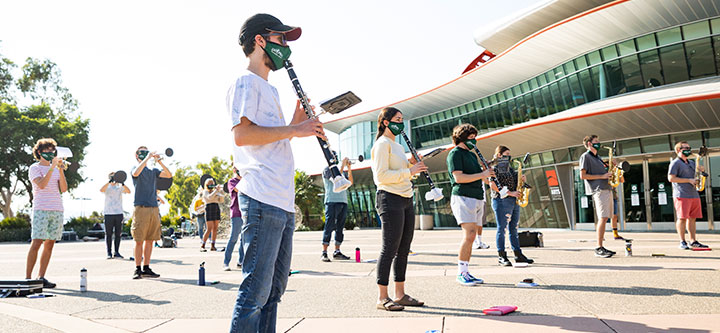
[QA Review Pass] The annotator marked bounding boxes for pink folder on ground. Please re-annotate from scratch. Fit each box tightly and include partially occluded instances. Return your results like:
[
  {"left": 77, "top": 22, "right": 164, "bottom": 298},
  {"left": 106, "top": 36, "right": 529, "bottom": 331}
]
[{"left": 482, "top": 305, "right": 518, "bottom": 316}]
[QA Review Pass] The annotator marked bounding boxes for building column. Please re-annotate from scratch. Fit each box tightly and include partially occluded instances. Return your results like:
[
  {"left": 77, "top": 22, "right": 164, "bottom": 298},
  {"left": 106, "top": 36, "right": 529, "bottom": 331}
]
[{"left": 643, "top": 159, "right": 652, "bottom": 230}]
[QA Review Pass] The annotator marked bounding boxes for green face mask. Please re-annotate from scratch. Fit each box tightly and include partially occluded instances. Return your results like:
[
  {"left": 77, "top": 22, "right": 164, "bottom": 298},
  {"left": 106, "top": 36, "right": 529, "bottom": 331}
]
[
  {"left": 137, "top": 150, "right": 149, "bottom": 161},
  {"left": 591, "top": 143, "right": 601, "bottom": 151},
  {"left": 387, "top": 121, "right": 404, "bottom": 135},
  {"left": 682, "top": 149, "right": 692, "bottom": 157},
  {"left": 40, "top": 152, "right": 56, "bottom": 162},
  {"left": 464, "top": 140, "right": 476, "bottom": 150},
  {"left": 263, "top": 41, "right": 291, "bottom": 71}
]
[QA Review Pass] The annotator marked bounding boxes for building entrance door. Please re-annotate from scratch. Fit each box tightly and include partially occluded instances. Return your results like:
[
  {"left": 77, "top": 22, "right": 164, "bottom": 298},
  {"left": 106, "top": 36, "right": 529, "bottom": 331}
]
[
  {"left": 621, "top": 161, "right": 646, "bottom": 223},
  {"left": 647, "top": 159, "right": 708, "bottom": 223}
]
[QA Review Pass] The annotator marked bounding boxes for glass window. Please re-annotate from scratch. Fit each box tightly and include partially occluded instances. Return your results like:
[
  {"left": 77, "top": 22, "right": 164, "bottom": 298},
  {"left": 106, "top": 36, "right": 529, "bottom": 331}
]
[
  {"left": 558, "top": 79, "right": 574, "bottom": 109},
  {"left": 570, "top": 146, "right": 585, "bottom": 161},
  {"left": 712, "top": 18, "right": 720, "bottom": 34},
  {"left": 529, "top": 154, "right": 542, "bottom": 168},
  {"left": 707, "top": 129, "right": 720, "bottom": 147},
  {"left": 521, "top": 81, "right": 530, "bottom": 93},
  {"left": 636, "top": 33, "right": 657, "bottom": 51},
  {"left": 549, "top": 82, "right": 564, "bottom": 114},
  {"left": 578, "top": 68, "right": 598, "bottom": 103},
  {"left": 553, "top": 66, "right": 564, "bottom": 79},
  {"left": 714, "top": 36, "right": 720, "bottom": 81},
  {"left": 563, "top": 60, "right": 576, "bottom": 73},
  {"left": 532, "top": 89, "right": 547, "bottom": 118},
  {"left": 620, "top": 54, "right": 644, "bottom": 92},
  {"left": 603, "top": 59, "right": 625, "bottom": 97},
  {"left": 513, "top": 95, "right": 526, "bottom": 123},
  {"left": 537, "top": 72, "right": 548, "bottom": 85},
  {"left": 639, "top": 49, "right": 664, "bottom": 88},
  {"left": 575, "top": 56, "right": 588, "bottom": 70},
  {"left": 601, "top": 44, "right": 618, "bottom": 60},
  {"left": 541, "top": 86, "right": 555, "bottom": 115},
  {"left": 617, "top": 39, "right": 636, "bottom": 56},
  {"left": 492, "top": 105, "right": 503, "bottom": 129},
  {"left": 504, "top": 89, "right": 514, "bottom": 99},
  {"left": 657, "top": 27, "right": 682, "bottom": 46},
  {"left": 670, "top": 132, "right": 703, "bottom": 150},
  {"left": 489, "top": 94, "right": 497, "bottom": 105},
  {"left": 528, "top": 78, "right": 537, "bottom": 90},
  {"left": 641, "top": 136, "right": 670, "bottom": 153},
  {"left": 682, "top": 20, "right": 711, "bottom": 40},
  {"left": 568, "top": 74, "right": 585, "bottom": 106},
  {"left": 659, "top": 44, "right": 690, "bottom": 84},
  {"left": 685, "top": 37, "right": 717, "bottom": 79},
  {"left": 618, "top": 138, "right": 641, "bottom": 155},
  {"left": 541, "top": 151, "right": 554, "bottom": 165},
  {"left": 553, "top": 148, "right": 570, "bottom": 163},
  {"left": 587, "top": 51, "right": 602, "bottom": 65},
  {"left": 500, "top": 101, "right": 513, "bottom": 126},
  {"left": 524, "top": 94, "right": 536, "bottom": 120}
]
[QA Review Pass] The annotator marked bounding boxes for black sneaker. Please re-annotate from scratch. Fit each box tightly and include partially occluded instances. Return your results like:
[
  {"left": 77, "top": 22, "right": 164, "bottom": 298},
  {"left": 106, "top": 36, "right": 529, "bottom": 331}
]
[
  {"left": 114, "top": 253, "right": 124, "bottom": 259},
  {"left": 321, "top": 252, "right": 331, "bottom": 262},
  {"left": 498, "top": 256, "right": 513, "bottom": 266},
  {"left": 607, "top": 248, "right": 617, "bottom": 255},
  {"left": 679, "top": 241, "right": 690, "bottom": 250},
  {"left": 333, "top": 251, "right": 350, "bottom": 260},
  {"left": 595, "top": 247, "right": 614, "bottom": 258},
  {"left": 141, "top": 268, "right": 160, "bottom": 278},
  {"left": 133, "top": 269, "right": 142, "bottom": 279},
  {"left": 690, "top": 241, "right": 709, "bottom": 248},
  {"left": 237, "top": 263, "right": 243, "bottom": 268},
  {"left": 39, "top": 277, "right": 56, "bottom": 288}
]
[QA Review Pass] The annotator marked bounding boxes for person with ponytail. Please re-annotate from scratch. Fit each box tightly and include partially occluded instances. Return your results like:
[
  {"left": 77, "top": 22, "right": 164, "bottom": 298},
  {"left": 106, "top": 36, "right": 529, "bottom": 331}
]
[
  {"left": 371, "top": 107, "right": 428, "bottom": 311},
  {"left": 488, "top": 145, "right": 534, "bottom": 266},
  {"left": 446, "top": 124, "right": 495, "bottom": 285}
]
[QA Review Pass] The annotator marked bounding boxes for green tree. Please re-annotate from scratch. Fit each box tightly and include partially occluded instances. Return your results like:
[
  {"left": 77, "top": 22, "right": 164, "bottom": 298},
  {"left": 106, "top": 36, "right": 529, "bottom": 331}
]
[
  {"left": 0, "top": 48, "right": 89, "bottom": 218},
  {"left": 294, "top": 170, "right": 323, "bottom": 225}
]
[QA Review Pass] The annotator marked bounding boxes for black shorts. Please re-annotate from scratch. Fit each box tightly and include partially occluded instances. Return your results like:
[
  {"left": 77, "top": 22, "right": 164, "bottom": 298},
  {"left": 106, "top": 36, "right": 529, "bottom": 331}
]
[{"left": 205, "top": 203, "right": 221, "bottom": 221}]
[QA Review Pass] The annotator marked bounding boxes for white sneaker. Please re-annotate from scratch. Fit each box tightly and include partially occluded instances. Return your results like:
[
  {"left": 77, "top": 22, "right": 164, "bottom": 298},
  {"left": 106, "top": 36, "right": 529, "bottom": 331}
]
[
  {"left": 475, "top": 241, "right": 490, "bottom": 249},
  {"left": 223, "top": 265, "right": 231, "bottom": 271}
]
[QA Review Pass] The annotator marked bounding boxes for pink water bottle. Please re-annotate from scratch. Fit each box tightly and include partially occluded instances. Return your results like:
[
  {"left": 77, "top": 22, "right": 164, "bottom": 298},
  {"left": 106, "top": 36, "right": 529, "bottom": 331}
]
[{"left": 355, "top": 247, "right": 361, "bottom": 262}]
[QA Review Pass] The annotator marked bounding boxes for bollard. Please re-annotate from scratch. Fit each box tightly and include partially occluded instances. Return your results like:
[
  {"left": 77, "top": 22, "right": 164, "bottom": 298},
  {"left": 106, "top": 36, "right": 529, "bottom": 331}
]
[
  {"left": 80, "top": 268, "right": 87, "bottom": 292},
  {"left": 355, "top": 247, "right": 361, "bottom": 263},
  {"left": 198, "top": 262, "right": 206, "bottom": 286}
]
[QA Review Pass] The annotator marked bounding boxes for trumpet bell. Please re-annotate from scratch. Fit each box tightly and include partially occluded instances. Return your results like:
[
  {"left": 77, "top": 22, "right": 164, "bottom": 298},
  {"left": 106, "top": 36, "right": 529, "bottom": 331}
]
[
  {"left": 332, "top": 176, "right": 351, "bottom": 193},
  {"left": 165, "top": 148, "right": 174, "bottom": 157},
  {"left": 619, "top": 161, "right": 631, "bottom": 173},
  {"left": 424, "top": 187, "right": 444, "bottom": 202}
]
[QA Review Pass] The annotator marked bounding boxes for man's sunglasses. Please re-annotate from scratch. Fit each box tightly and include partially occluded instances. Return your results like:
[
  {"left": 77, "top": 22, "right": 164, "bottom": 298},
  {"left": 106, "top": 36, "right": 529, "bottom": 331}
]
[{"left": 262, "top": 33, "right": 287, "bottom": 46}]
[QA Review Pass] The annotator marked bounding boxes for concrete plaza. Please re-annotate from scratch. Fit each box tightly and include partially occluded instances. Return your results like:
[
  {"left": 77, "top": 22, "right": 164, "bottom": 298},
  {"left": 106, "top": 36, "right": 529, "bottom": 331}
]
[{"left": 1, "top": 228, "right": 719, "bottom": 332}]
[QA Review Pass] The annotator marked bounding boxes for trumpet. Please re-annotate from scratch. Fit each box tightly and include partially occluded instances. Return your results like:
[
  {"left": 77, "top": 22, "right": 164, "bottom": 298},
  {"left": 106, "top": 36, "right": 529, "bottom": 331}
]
[
  {"left": 514, "top": 153, "right": 532, "bottom": 208},
  {"left": 348, "top": 155, "right": 364, "bottom": 164},
  {"left": 694, "top": 146, "right": 709, "bottom": 192}
]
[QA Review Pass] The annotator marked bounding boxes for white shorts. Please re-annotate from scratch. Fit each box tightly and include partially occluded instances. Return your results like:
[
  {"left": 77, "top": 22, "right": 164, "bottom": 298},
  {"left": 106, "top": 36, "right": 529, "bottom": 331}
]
[
  {"left": 451, "top": 195, "right": 485, "bottom": 226},
  {"left": 592, "top": 190, "right": 614, "bottom": 220}
]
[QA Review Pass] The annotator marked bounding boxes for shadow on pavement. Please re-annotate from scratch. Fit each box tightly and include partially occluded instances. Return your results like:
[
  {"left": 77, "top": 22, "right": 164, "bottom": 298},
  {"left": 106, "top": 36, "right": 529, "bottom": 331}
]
[
  {"left": 532, "top": 263, "right": 715, "bottom": 271},
  {"left": 481, "top": 282, "right": 720, "bottom": 297},
  {"left": 52, "top": 288, "right": 171, "bottom": 305},
  {"left": 157, "top": 278, "right": 237, "bottom": 291},
  {"left": 480, "top": 314, "right": 710, "bottom": 333}
]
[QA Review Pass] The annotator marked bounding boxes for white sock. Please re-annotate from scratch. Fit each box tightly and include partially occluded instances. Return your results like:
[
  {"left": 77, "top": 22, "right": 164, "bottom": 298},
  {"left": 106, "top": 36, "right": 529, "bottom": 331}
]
[
  {"left": 458, "top": 260, "right": 469, "bottom": 274},
  {"left": 476, "top": 235, "right": 482, "bottom": 243}
]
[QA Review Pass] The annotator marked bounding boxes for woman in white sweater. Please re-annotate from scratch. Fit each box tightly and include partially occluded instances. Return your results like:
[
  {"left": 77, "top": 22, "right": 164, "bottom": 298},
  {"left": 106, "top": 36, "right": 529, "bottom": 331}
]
[
  {"left": 371, "top": 107, "right": 428, "bottom": 311},
  {"left": 201, "top": 178, "right": 224, "bottom": 251}
]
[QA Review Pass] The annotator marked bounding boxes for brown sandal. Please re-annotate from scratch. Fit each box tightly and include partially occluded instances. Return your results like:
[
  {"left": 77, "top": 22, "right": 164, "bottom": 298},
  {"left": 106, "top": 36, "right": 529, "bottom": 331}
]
[
  {"left": 376, "top": 298, "right": 404, "bottom": 311},
  {"left": 394, "top": 294, "right": 424, "bottom": 307}
]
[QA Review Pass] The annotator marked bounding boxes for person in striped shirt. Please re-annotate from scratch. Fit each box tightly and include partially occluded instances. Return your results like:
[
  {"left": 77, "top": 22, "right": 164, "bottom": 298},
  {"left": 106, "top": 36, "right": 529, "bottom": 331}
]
[{"left": 25, "top": 138, "right": 68, "bottom": 289}]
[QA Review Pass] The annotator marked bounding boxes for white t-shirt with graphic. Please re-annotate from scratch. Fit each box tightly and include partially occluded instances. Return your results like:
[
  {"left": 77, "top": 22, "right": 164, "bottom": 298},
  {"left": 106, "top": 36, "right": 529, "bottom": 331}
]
[{"left": 227, "top": 70, "right": 295, "bottom": 213}]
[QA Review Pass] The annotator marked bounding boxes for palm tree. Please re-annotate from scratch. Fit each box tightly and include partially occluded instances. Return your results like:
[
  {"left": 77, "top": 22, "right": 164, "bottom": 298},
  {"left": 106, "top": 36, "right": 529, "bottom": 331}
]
[{"left": 294, "top": 170, "right": 323, "bottom": 226}]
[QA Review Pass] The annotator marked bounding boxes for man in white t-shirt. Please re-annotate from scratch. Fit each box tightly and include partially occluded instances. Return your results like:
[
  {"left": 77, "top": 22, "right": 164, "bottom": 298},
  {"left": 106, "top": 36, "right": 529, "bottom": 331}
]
[{"left": 227, "top": 13, "right": 326, "bottom": 333}]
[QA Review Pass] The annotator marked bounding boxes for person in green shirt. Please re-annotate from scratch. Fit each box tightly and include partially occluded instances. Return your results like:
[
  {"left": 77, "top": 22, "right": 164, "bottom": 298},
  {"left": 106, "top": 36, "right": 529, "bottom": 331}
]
[{"left": 447, "top": 124, "right": 495, "bottom": 286}]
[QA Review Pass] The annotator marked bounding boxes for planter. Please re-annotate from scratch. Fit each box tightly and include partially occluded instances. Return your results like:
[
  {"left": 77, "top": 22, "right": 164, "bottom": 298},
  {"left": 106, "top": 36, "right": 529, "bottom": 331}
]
[{"left": 419, "top": 215, "right": 434, "bottom": 230}]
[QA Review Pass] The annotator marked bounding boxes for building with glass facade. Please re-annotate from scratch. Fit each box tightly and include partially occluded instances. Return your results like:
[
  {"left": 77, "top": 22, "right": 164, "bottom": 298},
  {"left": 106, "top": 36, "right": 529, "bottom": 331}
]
[{"left": 318, "top": 0, "right": 720, "bottom": 231}]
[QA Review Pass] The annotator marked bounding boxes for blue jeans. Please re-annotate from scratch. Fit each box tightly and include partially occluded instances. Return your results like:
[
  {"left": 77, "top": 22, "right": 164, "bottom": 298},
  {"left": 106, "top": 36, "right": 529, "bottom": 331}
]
[
  {"left": 230, "top": 194, "right": 294, "bottom": 333},
  {"left": 197, "top": 214, "right": 206, "bottom": 238},
  {"left": 323, "top": 202, "right": 347, "bottom": 246},
  {"left": 492, "top": 197, "right": 521, "bottom": 253},
  {"left": 224, "top": 216, "right": 244, "bottom": 266}
]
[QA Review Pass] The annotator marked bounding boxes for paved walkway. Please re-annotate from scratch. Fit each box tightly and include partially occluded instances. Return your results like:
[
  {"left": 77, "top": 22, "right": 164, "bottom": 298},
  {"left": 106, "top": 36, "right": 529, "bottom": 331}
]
[{"left": 1, "top": 228, "right": 719, "bottom": 332}]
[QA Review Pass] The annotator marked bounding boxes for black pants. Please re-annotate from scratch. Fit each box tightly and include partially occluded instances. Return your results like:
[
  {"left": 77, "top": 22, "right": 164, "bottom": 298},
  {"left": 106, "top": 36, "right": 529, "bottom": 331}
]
[
  {"left": 375, "top": 190, "right": 415, "bottom": 286},
  {"left": 104, "top": 214, "right": 123, "bottom": 255}
]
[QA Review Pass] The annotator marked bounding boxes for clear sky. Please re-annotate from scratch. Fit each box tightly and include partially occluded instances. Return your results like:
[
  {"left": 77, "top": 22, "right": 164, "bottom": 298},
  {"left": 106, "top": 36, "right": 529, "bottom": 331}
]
[{"left": 1, "top": 0, "right": 542, "bottom": 218}]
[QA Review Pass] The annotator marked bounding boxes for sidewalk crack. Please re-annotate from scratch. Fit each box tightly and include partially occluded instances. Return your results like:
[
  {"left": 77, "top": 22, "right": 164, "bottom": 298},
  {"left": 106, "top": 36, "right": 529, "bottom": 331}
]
[{"left": 284, "top": 317, "right": 305, "bottom": 332}]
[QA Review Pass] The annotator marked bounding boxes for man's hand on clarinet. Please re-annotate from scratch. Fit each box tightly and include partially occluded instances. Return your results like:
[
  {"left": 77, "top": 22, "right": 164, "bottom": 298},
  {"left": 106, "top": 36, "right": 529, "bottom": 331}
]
[{"left": 293, "top": 118, "right": 327, "bottom": 141}]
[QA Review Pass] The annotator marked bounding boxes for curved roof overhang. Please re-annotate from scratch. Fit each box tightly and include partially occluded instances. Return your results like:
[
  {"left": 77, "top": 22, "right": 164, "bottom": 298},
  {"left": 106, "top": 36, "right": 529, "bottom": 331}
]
[
  {"left": 323, "top": 0, "right": 720, "bottom": 134},
  {"left": 329, "top": 77, "right": 720, "bottom": 183}
]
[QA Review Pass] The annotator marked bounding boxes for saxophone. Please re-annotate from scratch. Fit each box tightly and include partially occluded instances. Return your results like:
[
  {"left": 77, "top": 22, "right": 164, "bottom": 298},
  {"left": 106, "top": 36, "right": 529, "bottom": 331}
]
[
  {"left": 694, "top": 146, "right": 709, "bottom": 192},
  {"left": 514, "top": 153, "right": 532, "bottom": 208},
  {"left": 603, "top": 143, "right": 623, "bottom": 188}
]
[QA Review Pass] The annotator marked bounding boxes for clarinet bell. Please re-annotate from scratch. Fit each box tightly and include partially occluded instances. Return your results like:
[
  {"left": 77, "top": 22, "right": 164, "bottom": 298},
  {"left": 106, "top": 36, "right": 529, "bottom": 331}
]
[
  {"left": 424, "top": 187, "right": 444, "bottom": 202},
  {"left": 332, "top": 176, "right": 351, "bottom": 193}
]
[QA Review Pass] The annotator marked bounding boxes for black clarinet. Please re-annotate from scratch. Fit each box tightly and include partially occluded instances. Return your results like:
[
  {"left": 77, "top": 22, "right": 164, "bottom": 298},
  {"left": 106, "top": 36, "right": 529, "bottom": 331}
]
[
  {"left": 471, "top": 146, "right": 508, "bottom": 197},
  {"left": 398, "top": 131, "right": 444, "bottom": 201},
  {"left": 284, "top": 60, "right": 350, "bottom": 192}
]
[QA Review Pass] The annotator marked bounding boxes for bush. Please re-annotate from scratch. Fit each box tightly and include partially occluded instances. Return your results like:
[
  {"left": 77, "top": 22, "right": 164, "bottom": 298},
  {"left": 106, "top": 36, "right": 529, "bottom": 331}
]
[
  {"left": 65, "top": 216, "right": 102, "bottom": 238},
  {"left": 0, "top": 216, "right": 31, "bottom": 229},
  {"left": 0, "top": 228, "right": 31, "bottom": 242}
]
